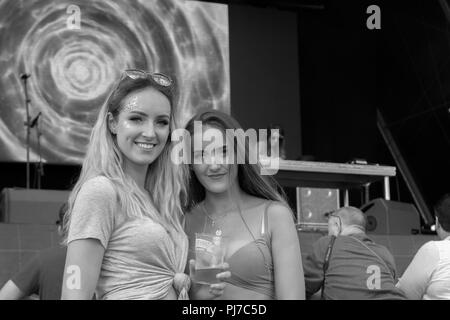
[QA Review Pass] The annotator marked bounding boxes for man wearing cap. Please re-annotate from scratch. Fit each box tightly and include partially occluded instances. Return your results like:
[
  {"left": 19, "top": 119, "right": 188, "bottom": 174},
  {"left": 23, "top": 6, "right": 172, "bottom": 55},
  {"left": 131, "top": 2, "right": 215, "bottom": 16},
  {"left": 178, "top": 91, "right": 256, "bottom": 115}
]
[{"left": 303, "top": 206, "right": 405, "bottom": 300}]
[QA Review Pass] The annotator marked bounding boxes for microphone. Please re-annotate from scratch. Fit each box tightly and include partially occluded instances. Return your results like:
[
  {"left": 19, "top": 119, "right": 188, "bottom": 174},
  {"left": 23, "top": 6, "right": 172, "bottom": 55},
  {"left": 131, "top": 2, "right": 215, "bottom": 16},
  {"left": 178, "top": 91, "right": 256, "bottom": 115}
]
[
  {"left": 20, "top": 73, "right": 31, "bottom": 80},
  {"left": 30, "top": 112, "right": 42, "bottom": 128}
]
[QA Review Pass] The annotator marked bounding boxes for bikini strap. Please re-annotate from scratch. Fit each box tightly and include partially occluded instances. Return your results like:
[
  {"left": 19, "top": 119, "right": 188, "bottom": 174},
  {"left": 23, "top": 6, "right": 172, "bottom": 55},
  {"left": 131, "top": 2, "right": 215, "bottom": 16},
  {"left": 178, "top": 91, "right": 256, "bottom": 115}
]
[{"left": 261, "top": 201, "right": 272, "bottom": 235}]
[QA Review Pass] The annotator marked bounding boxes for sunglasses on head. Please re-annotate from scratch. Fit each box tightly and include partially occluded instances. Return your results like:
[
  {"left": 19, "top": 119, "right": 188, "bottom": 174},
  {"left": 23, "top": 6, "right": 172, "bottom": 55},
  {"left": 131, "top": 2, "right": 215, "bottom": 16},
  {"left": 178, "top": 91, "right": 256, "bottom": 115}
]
[{"left": 121, "top": 69, "right": 173, "bottom": 87}]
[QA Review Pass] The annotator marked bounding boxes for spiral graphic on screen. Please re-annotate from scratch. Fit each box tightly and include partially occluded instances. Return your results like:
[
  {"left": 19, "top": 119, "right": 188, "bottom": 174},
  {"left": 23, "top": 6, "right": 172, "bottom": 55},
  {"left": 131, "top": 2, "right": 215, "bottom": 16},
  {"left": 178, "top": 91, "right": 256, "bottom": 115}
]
[{"left": 0, "top": 0, "right": 229, "bottom": 163}]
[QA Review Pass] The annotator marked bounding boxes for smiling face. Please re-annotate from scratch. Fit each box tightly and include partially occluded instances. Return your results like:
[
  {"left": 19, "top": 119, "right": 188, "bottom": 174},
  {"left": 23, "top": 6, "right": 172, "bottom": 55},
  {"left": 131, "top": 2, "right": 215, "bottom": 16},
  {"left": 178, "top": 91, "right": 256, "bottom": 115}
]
[
  {"left": 192, "top": 125, "right": 238, "bottom": 195},
  {"left": 109, "top": 87, "right": 171, "bottom": 172}
]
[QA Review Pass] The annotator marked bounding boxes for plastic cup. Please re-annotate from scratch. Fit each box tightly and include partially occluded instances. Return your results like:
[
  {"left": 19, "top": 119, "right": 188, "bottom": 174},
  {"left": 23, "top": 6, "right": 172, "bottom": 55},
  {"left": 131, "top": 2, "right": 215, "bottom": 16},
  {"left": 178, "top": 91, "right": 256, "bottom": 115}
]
[{"left": 193, "top": 233, "right": 226, "bottom": 284}]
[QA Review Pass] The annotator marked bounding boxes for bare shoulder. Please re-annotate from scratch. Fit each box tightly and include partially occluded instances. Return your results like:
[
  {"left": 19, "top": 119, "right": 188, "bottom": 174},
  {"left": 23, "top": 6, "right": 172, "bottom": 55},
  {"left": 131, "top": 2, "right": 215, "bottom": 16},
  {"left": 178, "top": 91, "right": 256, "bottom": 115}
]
[
  {"left": 244, "top": 195, "right": 268, "bottom": 208},
  {"left": 266, "top": 201, "right": 294, "bottom": 218},
  {"left": 265, "top": 201, "right": 296, "bottom": 229}
]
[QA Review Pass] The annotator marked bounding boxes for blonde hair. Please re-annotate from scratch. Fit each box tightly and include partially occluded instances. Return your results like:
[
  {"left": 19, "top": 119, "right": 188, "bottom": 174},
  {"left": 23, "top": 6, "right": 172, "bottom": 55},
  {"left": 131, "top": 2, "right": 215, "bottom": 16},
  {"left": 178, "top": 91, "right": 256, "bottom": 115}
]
[{"left": 63, "top": 75, "right": 186, "bottom": 243}]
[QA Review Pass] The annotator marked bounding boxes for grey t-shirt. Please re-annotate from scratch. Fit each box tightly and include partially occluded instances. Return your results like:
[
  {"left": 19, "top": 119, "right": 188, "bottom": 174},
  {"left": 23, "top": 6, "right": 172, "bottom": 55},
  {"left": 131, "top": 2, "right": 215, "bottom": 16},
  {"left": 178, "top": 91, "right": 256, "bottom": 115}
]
[{"left": 67, "top": 176, "right": 188, "bottom": 300}]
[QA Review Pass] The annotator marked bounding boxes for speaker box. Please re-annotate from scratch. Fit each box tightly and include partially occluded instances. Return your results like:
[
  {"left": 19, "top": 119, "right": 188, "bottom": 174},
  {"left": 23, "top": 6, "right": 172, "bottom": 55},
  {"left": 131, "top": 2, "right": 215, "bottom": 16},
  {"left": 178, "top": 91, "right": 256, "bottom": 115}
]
[
  {"left": 0, "top": 188, "right": 70, "bottom": 224},
  {"left": 297, "top": 187, "right": 339, "bottom": 224},
  {"left": 360, "top": 198, "right": 421, "bottom": 235}
]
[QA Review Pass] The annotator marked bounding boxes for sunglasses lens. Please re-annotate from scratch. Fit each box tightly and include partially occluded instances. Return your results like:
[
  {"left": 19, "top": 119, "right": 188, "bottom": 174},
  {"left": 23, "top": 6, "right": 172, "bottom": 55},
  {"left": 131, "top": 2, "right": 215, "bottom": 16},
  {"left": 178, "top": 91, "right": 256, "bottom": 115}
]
[
  {"left": 124, "top": 70, "right": 146, "bottom": 80},
  {"left": 152, "top": 73, "right": 172, "bottom": 87},
  {"left": 122, "top": 70, "right": 172, "bottom": 87}
]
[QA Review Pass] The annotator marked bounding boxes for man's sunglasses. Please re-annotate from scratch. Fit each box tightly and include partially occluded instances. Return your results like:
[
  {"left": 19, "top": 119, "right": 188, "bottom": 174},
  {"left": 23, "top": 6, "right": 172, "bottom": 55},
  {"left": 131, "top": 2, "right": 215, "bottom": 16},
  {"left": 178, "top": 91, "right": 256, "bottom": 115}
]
[{"left": 121, "top": 69, "right": 173, "bottom": 87}]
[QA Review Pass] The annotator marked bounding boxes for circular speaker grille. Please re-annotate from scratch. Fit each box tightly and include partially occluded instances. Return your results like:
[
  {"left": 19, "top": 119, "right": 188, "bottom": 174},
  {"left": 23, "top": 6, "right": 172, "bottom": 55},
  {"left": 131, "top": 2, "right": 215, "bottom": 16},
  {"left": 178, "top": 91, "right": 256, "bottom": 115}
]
[{"left": 366, "top": 215, "right": 377, "bottom": 232}]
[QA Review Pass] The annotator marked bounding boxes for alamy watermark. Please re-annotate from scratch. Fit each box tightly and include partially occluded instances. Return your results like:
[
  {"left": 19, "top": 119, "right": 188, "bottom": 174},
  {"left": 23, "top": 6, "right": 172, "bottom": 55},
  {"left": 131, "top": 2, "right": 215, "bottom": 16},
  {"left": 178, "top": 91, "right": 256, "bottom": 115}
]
[
  {"left": 170, "top": 121, "right": 281, "bottom": 175},
  {"left": 366, "top": 5, "right": 381, "bottom": 30},
  {"left": 65, "top": 264, "right": 81, "bottom": 290},
  {"left": 366, "top": 264, "right": 381, "bottom": 290},
  {"left": 66, "top": 5, "right": 81, "bottom": 30}
]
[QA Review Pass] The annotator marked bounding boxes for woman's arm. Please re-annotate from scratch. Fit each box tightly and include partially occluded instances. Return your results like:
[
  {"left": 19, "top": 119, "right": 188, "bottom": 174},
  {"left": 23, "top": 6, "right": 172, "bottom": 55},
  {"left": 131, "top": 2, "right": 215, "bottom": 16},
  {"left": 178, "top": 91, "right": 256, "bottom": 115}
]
[
  {"left": 270, "top": 203, "right": 305, "bottom": 300},
  {"left": 61, "top": 177, "right": 116, "bottom": 300},
  {"left": 61, "top": 239, "right": 105, "bottom": 300},
  {"left": 0, "top": 252, "right": 42, "bottom": 300}
]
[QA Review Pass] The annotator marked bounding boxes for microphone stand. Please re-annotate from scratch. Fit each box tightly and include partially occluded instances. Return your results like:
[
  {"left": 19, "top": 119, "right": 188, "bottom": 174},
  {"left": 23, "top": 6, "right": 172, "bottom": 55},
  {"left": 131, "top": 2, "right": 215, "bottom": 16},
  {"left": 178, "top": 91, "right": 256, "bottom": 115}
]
[
  {"left": 32, "top": 113, "right": 43, "bottom": 189},
  {"left": 21, "top": 74, "right": 31, "bottom": 189},
  {"left": 31, "top": 112, "right": 44, "bottom": 189}
]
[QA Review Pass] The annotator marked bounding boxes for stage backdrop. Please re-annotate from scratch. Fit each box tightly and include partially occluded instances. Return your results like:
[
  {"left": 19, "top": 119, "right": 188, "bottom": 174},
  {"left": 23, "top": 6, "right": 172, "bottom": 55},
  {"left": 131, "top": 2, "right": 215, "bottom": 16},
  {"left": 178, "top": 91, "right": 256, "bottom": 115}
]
[{"left": 0, "top": 0, "right": 229, "bottom": 164}]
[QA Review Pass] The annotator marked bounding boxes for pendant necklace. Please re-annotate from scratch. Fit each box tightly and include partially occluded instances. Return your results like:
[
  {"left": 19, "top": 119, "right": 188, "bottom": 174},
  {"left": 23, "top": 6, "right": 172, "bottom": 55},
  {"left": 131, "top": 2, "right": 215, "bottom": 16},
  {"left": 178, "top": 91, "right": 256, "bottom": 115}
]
[{"left": 201, "top": 203, "right": 230, "bottom": 236}]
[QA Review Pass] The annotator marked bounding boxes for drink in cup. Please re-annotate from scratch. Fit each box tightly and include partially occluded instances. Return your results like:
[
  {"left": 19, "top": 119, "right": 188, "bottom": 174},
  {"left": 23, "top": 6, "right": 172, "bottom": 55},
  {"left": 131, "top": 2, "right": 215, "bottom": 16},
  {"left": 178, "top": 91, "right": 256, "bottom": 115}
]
[{"left": 193, "top": 233, "right": 226, "bottom": 285}]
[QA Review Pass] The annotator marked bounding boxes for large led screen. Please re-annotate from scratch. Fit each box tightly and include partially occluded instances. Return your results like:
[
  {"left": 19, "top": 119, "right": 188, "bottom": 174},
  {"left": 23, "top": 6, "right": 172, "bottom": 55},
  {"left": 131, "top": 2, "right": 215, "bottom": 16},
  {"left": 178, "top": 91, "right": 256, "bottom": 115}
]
[{"left": 0, "top": 0, "right": 229, "bottom": 164}]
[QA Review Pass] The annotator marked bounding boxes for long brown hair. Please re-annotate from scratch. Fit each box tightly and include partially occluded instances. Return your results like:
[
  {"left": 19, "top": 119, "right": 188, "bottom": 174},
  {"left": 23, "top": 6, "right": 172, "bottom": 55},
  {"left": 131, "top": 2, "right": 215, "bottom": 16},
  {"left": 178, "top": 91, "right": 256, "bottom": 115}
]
[{"left": 182, "top": 109, "right": 288, "bottom": 212}]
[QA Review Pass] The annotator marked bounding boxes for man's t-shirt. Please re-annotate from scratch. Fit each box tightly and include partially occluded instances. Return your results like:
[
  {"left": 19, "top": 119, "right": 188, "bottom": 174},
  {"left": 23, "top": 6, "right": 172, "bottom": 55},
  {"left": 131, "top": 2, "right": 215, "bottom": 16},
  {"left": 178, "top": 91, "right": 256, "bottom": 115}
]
[
  {"left": 12, "top": 246, "right": 67, "bottom": 300},
  {"left": 303, "top": 233, "right": 406, "bottom": 300},
  {"left": 396, "top": 237, "right": 450, "bottom": 299}
]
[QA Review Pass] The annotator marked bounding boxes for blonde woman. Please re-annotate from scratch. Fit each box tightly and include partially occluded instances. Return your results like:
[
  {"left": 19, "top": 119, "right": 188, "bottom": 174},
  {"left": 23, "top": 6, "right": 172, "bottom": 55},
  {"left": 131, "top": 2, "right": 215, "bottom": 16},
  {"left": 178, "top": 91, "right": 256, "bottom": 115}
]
[{"left": 61, "top": 70, "right": 226, "bottom": 300}]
